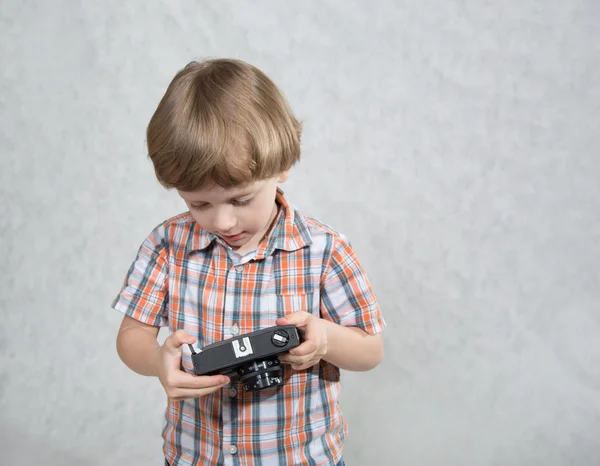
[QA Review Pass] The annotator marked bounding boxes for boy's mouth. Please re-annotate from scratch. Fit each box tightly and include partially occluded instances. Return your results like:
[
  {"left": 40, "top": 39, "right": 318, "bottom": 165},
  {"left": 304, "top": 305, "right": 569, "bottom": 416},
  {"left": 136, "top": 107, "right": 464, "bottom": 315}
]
[{"left": 221, "top": 232, "right": 245, "bottom": 242}]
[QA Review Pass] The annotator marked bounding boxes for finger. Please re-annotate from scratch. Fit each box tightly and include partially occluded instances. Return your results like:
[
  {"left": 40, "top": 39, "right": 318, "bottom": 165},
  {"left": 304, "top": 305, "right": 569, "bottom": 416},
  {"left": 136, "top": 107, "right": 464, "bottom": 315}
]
[
  {"left": 291, "top": 359, "right": 318, "bottom": 370},
  {"left": 172, "top": 373, "right": 230, "bottom": 390},
  {"left": 161, "top": 331, "right": 197, "bottom": 372},
  {"left": 167, "top": 384, "right": 227, "bottom": 401},
  {"left": 165, "top": 330, "right": 196, "bottom": 350},
  {"left": 288, "top": 341, "right": 317, "bottom": 356},
  {"left": 279, "top": 353, "right": 313, "bottom": 366},
  {"left": 302, "top": 318, "right": 322, "bottom": 342},
  {"left": 276, "top": 311, "right": 309, "bottom": 327}
]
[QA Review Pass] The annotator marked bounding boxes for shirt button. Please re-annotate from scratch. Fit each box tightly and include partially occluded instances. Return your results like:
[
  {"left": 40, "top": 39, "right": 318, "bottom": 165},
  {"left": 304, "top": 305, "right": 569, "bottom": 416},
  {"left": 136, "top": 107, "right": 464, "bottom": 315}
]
[
  {"left": 228, "top": 445, "right": 238, "bottom": 455},
  {"left": 231, "top": 323, "right": 240, "bottom": 336},
  {"left": 228, "top": 387, "right": 237, "bottom": 397},
  {"left": 235, "top": 265, "right": 243, "bottom": 272}
]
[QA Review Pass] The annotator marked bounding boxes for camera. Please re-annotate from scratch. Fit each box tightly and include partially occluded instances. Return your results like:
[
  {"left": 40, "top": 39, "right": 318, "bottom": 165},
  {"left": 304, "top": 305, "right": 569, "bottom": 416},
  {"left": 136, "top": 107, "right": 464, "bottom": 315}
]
[{"left": 188, "top": 325, "right": 301, "bottom": 392}]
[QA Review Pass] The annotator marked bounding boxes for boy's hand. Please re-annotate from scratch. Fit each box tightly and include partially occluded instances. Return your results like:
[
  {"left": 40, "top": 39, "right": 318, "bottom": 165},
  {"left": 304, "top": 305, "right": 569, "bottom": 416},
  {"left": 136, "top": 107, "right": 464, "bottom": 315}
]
[
  {"left": 155, "top": 330, "right": 230, "bottom": 402},
  {"left": 276, "top": 312, "right": 328, "bottom": 370}
]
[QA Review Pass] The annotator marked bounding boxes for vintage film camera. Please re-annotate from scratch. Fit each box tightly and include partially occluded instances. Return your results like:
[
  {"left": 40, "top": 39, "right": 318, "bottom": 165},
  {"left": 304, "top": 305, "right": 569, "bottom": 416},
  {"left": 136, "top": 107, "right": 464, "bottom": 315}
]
[{"left": 188, "top": 325, "right": 301, "bottom": 392}]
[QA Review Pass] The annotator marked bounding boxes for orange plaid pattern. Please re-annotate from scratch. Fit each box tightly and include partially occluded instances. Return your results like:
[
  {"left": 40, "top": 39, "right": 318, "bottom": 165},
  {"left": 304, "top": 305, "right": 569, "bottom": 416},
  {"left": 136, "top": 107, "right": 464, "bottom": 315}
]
[{"left": 112, "top": 189, "right": 385, "bottom": 465}]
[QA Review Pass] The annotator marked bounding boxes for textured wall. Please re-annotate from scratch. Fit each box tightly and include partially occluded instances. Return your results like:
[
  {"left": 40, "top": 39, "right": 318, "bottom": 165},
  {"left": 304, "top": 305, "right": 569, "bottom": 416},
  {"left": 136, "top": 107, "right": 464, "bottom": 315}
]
[{"left": 1, "top": 1, "right": 599, "bottom": 465}]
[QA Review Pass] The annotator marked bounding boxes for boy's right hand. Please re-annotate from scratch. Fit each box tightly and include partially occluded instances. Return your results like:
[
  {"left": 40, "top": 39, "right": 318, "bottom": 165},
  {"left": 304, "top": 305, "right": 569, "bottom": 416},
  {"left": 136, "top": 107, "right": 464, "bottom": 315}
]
[{"left": 155, "top": 330, "right": 230, "bottom": 402}]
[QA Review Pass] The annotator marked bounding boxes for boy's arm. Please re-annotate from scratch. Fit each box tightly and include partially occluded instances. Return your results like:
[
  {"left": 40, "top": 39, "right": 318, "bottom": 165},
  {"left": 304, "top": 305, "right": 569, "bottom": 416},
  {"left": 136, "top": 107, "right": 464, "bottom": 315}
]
[
  {"left": 116, "top": 315, "right": 162, "bottom": 376},
  {"left": 322, "top": 320, "right": 384, "bottom": 371},
  {"left": 277, "top": 312, "right": 383, "bottom": 371},
  {"left": 116, "top": 315, "right": 229, "bottom": 400}
]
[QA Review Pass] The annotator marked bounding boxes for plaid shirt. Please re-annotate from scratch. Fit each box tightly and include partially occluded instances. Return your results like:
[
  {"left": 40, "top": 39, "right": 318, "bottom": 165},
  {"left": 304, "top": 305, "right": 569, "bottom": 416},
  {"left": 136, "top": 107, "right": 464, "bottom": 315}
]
[{"left": 112, "top": 189, "right": 385, "bottom": 466}]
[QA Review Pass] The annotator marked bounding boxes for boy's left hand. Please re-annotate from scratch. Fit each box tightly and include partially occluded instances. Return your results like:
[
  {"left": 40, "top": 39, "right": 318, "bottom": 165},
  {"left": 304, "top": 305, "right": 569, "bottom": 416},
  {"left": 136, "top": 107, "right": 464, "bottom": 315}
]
[{"left": 275, "top": 312, "right": 328, "bottom": 370}]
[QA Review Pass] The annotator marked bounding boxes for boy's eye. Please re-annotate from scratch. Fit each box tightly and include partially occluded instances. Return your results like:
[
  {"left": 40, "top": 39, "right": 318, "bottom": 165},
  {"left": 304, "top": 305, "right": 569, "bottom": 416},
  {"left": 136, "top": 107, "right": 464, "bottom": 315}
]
[
  {"left": 233, "top": 197, "right": 253, "bottom": 207},
  {"left": 189, "top": 197, "right": 252, "bottom": 210}
]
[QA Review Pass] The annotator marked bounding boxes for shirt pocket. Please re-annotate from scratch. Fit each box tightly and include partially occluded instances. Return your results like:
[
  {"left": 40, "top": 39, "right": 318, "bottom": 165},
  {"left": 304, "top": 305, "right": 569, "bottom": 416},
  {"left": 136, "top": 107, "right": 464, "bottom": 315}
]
[{"left": 261, "top": 290, "right": 320, "bottom": 325}]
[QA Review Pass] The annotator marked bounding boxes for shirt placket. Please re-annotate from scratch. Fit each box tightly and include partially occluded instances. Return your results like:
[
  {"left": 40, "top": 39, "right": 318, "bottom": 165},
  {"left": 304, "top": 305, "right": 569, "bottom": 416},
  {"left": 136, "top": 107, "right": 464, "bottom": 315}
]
[{"left": 221, "top": 254, "right": 248, "bottom": 465}]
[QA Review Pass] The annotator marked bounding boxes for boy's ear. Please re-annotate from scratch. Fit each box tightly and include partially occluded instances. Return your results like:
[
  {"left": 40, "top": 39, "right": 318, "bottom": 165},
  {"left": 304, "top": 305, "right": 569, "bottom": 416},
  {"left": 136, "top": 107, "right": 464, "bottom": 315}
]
[{"left": 277, "top": 170, "right": 291, "bottom": 183}]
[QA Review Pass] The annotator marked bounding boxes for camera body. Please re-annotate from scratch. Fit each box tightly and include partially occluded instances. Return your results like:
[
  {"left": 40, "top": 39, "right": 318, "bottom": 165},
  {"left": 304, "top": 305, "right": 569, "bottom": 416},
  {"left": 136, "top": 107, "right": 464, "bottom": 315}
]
[{"left": 188, "top": 325, "right": 301, "bottom": 392}]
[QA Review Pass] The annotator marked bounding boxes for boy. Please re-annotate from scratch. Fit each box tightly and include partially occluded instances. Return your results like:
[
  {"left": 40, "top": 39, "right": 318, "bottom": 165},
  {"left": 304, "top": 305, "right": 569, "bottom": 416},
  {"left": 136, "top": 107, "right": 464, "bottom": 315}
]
[{"left": 112, "top": 58, "right": 386, "bottom": 466}]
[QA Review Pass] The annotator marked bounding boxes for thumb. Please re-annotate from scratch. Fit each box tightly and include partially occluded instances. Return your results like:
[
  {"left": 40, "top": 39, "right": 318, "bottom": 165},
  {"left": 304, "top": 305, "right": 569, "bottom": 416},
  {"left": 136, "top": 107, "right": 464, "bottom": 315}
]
[{"left": 166, "top": 329, "right": 196, "bottom": 350}]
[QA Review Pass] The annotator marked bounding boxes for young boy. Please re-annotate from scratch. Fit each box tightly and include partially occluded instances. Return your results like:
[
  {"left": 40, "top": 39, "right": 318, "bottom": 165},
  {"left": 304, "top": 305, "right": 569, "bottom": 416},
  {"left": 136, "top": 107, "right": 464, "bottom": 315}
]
[{"left": 112, "top": 58, "right": 386, "bottom": 466}]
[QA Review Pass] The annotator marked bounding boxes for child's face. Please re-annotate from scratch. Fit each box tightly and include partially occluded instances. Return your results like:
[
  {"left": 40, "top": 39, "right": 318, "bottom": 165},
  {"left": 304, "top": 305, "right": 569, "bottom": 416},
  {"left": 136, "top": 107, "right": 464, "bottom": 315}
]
[{"left": 177, "top": 172, "right": 289, "bottom": 254}]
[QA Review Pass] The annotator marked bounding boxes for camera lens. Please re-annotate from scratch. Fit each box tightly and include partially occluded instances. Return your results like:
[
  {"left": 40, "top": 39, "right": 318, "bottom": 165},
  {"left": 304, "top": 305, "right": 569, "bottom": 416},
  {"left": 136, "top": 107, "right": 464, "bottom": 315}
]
[{"left": 236, "top": 357, "right": 284, "bottom": 392}]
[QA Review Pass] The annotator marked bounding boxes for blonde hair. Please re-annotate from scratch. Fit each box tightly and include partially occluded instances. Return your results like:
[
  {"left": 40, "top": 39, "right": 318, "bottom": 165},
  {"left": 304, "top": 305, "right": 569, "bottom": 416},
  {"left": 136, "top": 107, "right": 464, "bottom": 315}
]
[{"left": 146, "top": 58, "right": 302, "bottom": 191}]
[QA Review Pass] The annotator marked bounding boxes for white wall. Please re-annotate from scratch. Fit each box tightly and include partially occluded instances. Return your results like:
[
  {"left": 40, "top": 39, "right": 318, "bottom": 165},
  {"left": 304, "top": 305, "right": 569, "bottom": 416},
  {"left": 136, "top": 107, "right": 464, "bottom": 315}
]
[{"left": 1, "top": 1, "right": 599, "bottom": 464}]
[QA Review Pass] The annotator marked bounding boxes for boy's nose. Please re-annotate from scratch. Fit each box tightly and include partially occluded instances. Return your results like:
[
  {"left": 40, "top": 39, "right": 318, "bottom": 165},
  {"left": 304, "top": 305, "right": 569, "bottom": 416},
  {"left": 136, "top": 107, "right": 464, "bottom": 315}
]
[{"left": 212, "top": 207, "right": 236, "bottom": 232}]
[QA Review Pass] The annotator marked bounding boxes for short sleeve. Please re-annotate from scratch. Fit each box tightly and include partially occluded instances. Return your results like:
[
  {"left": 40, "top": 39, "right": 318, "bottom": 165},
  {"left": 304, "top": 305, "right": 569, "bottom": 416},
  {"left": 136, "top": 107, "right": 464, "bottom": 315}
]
[
  {"left": 319, "top": 236, "right": 386, "bottom": 334},
  {"left": 111, "top": 225, "right": 169, "bottom": 327}
]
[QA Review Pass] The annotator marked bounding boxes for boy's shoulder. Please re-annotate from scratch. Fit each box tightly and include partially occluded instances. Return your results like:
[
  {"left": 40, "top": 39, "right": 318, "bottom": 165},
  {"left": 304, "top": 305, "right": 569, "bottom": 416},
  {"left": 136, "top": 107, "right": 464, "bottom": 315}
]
[
  {"left": 152, "top": 211, "right": 197, "bottom": 238},
  {"left": 301, "top": 213, "right": 347, "bottom": 242},
  {"left": 143, "top": 211, "right": 203, "bottom": 252},
  {"left": 162, "top": 211, "right": 196, "bottom": 229},
  {"left": 294, "top": 208, "right": 353, "bottom": 257}
]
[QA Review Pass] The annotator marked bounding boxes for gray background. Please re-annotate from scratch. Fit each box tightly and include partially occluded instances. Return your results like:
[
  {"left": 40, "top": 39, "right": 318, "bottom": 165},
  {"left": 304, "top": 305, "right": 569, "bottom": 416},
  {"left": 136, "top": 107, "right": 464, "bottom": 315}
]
[{"left": 1, "top": 0, "right": 599, "bottom": 465}]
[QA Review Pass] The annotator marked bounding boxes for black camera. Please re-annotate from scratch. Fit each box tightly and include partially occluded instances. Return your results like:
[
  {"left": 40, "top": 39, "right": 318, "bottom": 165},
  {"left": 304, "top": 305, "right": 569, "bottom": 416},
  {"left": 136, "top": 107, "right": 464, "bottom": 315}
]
[{"left": 188, "top": 325, "right": 301, "bottom": 392}]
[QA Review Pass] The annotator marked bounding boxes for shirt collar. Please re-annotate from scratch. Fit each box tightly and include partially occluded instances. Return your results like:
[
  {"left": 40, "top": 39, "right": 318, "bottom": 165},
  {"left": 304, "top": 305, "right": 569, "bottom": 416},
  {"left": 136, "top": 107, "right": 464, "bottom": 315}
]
[{"left": 185, "top": 188, "right": 312, "bottom": 257}]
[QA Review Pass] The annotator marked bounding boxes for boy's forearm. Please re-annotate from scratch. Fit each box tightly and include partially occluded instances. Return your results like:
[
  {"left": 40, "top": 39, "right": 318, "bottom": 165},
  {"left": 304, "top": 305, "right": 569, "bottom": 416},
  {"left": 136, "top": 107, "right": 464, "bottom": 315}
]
[
  {"left": 116, "top": 326, "right": 162, "bottom": 377},
  {"left": 322, "top": 321, "right": 384, "bottom": 371}
]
